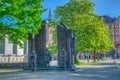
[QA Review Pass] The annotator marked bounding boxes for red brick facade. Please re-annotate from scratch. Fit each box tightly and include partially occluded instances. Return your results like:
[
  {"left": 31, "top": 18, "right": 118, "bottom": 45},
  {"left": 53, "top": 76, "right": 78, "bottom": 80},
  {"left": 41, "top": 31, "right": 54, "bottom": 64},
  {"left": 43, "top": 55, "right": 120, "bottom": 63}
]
[{"left": 102, "top": 16, "right": 120, "bottom": 57}]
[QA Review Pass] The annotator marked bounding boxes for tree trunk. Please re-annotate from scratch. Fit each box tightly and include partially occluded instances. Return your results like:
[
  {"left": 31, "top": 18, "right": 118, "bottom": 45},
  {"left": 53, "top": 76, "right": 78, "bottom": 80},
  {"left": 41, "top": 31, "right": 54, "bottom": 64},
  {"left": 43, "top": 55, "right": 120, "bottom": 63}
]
[
  {"left": 93, "top": 50, "right": 96, "bottom": 61},
  {"left": 74, "top": 52, "right": 78, "bottom": 61},
  {"left": 96, "top": 51, "right": 99, "bottom": 60}
]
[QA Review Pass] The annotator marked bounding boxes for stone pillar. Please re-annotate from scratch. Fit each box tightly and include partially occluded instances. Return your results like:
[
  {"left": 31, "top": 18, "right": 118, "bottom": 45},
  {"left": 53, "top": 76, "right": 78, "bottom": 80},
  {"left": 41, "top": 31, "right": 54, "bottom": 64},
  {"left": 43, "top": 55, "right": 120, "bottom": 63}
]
[
  {"left": 57, "top": 25, "right": 68, "bottom": 67},
  {"left": 34, "top": 21, "right": 47, "bottom": 67},
  {"left": 57, "top": 23, "right": 75, "bottom": 69},
  {"left": 28, "top": 21, "right": 48, "bottom": 68},
  {"left": 67, "top": 30, "right": 75, "bottom": 68},
  {"left": 28, "top": 34, "right": 33, "bottom": 66}
]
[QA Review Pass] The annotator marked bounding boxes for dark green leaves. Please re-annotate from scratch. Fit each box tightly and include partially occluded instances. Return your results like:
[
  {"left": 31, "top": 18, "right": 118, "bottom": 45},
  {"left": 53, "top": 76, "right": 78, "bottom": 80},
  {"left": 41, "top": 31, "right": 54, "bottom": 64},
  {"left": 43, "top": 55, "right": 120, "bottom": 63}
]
[{"left": 0, "top": 0, "right": 45, "bottom": 47}]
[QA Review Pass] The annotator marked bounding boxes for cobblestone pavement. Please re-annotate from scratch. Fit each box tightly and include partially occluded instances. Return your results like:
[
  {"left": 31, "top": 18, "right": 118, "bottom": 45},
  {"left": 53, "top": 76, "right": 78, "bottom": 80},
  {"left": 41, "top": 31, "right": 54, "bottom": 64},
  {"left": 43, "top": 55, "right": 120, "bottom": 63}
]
[{"left": 0, "top": 60, "right": 120, "bottom": 80}]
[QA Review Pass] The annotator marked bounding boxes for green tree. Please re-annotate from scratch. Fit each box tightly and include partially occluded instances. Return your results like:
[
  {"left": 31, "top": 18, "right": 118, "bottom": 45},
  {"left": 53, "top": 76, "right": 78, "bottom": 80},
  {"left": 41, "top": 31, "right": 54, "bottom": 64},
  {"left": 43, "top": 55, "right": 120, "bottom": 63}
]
[
  {"left": 0, "top": 0, "right": 45, "bottom": 46},
  {"left": 54, "top": 0, "right": 114, "bottom": 59},
  {"left": 47, "top": 43, "right": 57, "bottom": 56}
]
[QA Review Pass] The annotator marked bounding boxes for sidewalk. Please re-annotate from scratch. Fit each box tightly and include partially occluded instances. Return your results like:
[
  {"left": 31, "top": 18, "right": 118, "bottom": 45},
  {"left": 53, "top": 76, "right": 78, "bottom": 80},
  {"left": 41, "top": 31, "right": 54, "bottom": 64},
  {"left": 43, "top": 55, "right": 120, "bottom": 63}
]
[{"left": 0, "top": 60, "right": 120, "bottom": 80}]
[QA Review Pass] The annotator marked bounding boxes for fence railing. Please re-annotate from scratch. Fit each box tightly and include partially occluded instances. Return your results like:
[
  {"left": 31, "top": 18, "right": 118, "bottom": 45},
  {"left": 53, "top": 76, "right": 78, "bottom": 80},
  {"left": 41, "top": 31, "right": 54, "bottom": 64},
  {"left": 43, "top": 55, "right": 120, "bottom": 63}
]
[{"left": 0, "top": 55, "right": 28, "bottom": 63}]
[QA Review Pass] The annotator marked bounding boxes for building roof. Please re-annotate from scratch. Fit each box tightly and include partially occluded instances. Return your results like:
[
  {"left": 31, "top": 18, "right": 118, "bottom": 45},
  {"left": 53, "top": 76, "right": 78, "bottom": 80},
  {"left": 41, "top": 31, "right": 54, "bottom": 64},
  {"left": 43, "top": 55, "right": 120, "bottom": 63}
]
[{"left": 101, "top": 15, "right": 114, "bottom": 23}]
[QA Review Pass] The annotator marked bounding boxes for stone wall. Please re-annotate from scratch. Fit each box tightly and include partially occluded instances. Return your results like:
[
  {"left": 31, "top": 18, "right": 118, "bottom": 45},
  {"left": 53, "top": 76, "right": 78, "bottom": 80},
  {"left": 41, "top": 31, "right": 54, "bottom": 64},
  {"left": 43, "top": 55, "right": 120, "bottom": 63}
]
[{"left": 0, "top": 55, "right": 28, "bottom": 68}]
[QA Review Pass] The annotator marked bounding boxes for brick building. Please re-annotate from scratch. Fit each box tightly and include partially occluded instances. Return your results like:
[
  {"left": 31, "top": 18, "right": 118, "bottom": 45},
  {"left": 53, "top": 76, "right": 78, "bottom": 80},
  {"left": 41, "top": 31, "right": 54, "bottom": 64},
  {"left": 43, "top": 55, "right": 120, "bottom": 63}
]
[{"left": 102, "top": 16, "right": 120, "bottom": 58}]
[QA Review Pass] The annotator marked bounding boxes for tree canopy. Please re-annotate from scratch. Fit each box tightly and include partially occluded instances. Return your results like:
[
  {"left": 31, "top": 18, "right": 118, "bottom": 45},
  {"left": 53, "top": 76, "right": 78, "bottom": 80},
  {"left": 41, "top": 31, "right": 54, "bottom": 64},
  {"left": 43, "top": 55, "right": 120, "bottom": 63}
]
[
  {"left": 0, "top": 0, "right": 45, "bottom": 46},
  {"left": 54, "top": 0, "right": 114, "bottom": 53}
]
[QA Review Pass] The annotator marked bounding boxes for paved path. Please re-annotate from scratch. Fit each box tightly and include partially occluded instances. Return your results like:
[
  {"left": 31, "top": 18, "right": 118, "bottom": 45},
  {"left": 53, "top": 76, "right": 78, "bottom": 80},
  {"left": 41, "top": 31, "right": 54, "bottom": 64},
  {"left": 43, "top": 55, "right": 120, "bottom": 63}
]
[{"left": 0, "top": 60, "right": 120, "bottom": 80}]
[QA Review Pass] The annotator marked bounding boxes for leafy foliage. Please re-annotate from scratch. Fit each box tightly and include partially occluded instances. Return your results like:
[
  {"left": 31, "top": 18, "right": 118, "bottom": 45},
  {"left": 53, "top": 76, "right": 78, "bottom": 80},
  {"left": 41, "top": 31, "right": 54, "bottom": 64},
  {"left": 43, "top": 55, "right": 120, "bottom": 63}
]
[
  {"left": 47, "top": 20, "right": 58, "bottom": 55},
  {"left": 54, "top": 0, "right": 114, "bottom": 53},
  {"left": 47, "top": 44, "right": 57, "bottom": 56},
  {"left": 0, "top": 0, "right": 45, "bottom": 46},
  {"left": 74, "top": 59, "right": 88, "bottom": 65}
]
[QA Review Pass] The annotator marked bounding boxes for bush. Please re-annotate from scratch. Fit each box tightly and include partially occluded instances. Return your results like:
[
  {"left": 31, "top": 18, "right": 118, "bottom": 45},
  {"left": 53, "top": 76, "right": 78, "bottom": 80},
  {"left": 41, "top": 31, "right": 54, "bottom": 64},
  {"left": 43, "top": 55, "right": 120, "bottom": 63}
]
[
  {"left": 93, "top": 59, "right": 98, "bottom": 62},
  {"left": 75, "top": 59, "right": 86, "bottom": 65}
]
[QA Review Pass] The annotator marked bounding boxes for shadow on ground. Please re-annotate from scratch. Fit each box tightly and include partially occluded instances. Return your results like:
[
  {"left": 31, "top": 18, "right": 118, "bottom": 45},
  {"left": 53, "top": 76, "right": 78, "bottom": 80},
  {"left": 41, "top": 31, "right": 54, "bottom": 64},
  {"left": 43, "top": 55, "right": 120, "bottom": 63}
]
[{"left": 0, "top": 61, "right": 120, "bottom": 80}]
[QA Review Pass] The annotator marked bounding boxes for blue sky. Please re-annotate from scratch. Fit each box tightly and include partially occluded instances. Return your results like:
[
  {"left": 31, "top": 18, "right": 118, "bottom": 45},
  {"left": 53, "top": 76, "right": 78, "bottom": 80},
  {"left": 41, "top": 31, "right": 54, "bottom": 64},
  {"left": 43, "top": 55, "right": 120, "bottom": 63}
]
[
  {"left": 42, "top": 0, "right": 120, "bottom": 19},
  {"left": 94, "top": 0, "right": 120, "bottom": 18},
  {"left": 42, "top": 0, "right": 69, "bottom": 20}
]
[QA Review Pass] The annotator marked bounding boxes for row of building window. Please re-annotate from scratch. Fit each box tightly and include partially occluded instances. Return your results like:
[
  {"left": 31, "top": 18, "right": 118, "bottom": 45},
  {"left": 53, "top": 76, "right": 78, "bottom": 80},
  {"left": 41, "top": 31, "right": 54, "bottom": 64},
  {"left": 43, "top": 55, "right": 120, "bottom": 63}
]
[
  {"left": 115, "top": 31, "right": 119, "bottom": 35},
  {"left": 115, "top": 24, "right": 119, "bottom": 29},
  {"left": 115, "top": 37, "right": 120, "bottom": 41},
  {"left": 109, "top": 24, "right": 119, "bottom": 29},
  {"left": 0, "top": 42, "right": 27, "bottom": 54}
]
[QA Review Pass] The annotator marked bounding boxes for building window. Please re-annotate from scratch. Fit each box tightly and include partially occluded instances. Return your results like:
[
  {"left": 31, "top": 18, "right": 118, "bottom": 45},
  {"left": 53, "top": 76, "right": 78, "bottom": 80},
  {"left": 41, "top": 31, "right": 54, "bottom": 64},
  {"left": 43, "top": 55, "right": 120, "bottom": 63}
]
[
  {"left": 116, "top": 37, "right": 119, "bottom": 41},
  {"left": 13, "top": 44, "right": 17, "bottom": 54},
  {"left": 115, "top": 31, "right": 119, "bottom": 36},
  {"left": 0, "top": 42, "right": 4, "bottom": 54},
  {"left": 109, "top": 25, "right": 112, "bottom": 29},
  {"left": 115, "top": 24, "right": 119, "bottom": 29}
]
